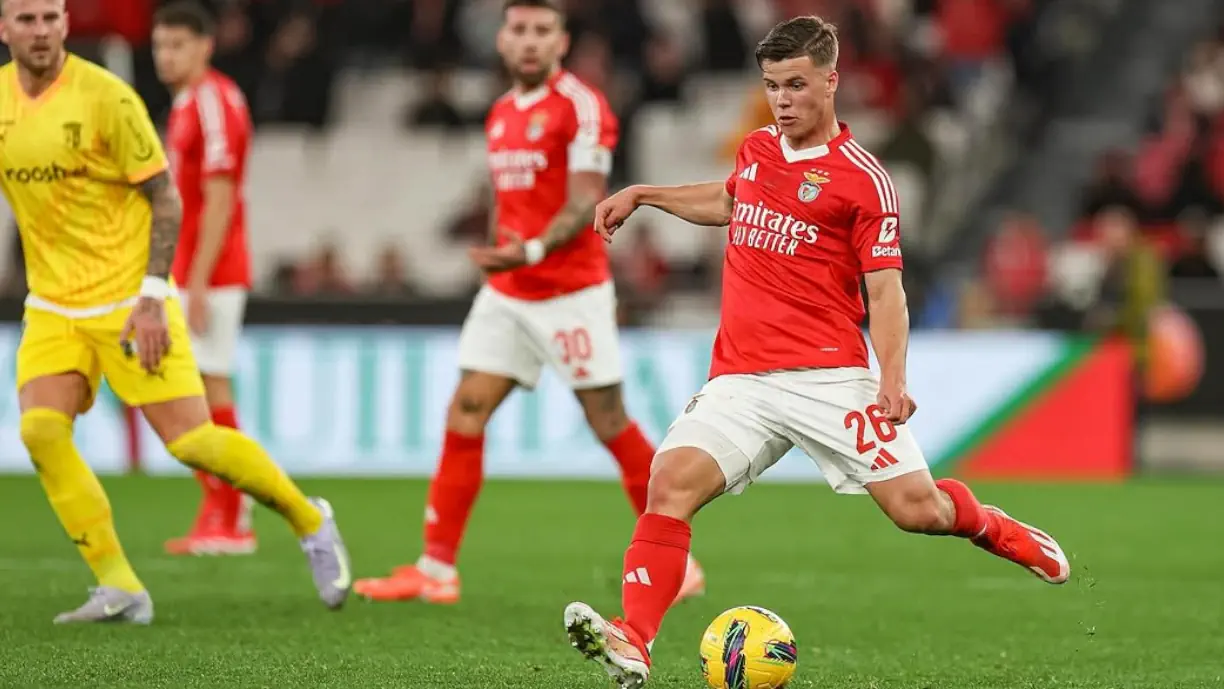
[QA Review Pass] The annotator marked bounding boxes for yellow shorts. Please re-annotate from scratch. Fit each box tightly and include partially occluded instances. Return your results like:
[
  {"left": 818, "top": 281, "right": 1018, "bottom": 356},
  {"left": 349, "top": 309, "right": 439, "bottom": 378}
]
[{"left": 16, "top": 299, "right": 205, "bottom": 412}]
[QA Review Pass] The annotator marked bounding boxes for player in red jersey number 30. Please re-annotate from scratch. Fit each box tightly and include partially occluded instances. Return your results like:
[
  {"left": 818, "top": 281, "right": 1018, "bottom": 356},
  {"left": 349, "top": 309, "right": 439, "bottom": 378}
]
[
  {"left": 153, "top": 3, "right": 257, "bottom": 556},
  {"left": 354, "top": 0, "right": 704, "bottom": 605},
  {"left": 563, "top": 16, "right": 1071, "bottom": 688}
]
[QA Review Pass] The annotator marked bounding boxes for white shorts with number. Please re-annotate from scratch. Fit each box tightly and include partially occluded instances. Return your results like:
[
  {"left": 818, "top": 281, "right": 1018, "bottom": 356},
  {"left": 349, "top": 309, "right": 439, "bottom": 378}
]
[
  {"left": 456, "top": 281, "right": 622, "bottom": 389},
  {"left": 180, "top": 286, "right": 247, "bottom": 376},
  {"left": 658, "top": 368, "right": 928, "bottom": 494}
]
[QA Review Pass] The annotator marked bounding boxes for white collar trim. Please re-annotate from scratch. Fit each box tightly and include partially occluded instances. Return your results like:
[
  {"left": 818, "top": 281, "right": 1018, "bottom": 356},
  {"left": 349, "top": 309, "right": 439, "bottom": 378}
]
[
  {"left": 513, "top": 85, "right": 550, "bottom": 110},
  {"left": 780, "top": 135, "right": 830, "bottom": 163}
]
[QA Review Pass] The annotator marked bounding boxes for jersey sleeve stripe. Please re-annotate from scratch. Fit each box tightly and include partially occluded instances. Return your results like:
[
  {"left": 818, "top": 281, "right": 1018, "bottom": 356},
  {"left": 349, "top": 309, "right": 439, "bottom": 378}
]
[
  {"left": 556, "top": 74, "right": 602, "bottom": 147},
  {"left": 843, "top": 140, "right": 898, "bottom": 214},
  {"left": 196, "top": 81, "right": 232, "bottom": 171},
  {"left": 848, "top": 140, "right": 899, "bottom": 213}
]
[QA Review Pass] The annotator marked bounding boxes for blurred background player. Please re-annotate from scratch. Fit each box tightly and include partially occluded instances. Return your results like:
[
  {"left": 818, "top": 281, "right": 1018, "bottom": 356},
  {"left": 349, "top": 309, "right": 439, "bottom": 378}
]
[
  {"left": 353, "top": 0, "right": 704, "bottom": 604},
  {"left": 153, "top": 1, "right": 257, "bottom": 557},
  {"left": 562, "top": 17, "right": 1069, "bottom": 687},
  {"left": 0, "top": 0, "right": 349, "bottom": 622}
]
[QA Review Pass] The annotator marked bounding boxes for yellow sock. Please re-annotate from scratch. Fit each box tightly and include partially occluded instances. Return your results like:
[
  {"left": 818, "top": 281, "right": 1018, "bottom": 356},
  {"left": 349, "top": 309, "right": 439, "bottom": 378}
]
[
  {"left": 21, "top": 409, "right": 144, "bottom": 594},
  {"left": 168, "top": 423, "right": 322, "bottom": 537}
]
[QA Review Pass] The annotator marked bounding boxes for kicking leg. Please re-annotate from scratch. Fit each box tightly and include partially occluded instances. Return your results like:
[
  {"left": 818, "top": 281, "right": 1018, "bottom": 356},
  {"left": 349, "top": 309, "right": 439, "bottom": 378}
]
[
  {"left": 355, "top": 371, "right": 516, "bottom": 603},
  {"left": 867, "top": 472, "right": 1069, "bottom": 583},
  {"left": 565, "top": 446, "right": 725, "bottom": 688},
  {"left": 21, "top": 374, "right": 153, "bottom": 624},
  {"left": 143, "top": 395, "right": 352, "bottom": 609},
  {"left": 575, "top": 384, "right": 705, "bottom": 602}
]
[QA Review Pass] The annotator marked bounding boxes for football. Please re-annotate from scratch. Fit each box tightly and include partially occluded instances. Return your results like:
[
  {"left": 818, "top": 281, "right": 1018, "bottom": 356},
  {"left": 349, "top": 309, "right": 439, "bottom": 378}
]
[{"left": 699, "top": 606, "right": 798, "bottom": 689}]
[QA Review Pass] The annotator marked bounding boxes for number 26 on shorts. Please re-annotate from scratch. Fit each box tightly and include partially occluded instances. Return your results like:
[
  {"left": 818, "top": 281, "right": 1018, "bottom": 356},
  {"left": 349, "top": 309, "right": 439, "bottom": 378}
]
[{"left": 844, "top": 405, "right": 900, "bottom": 471}]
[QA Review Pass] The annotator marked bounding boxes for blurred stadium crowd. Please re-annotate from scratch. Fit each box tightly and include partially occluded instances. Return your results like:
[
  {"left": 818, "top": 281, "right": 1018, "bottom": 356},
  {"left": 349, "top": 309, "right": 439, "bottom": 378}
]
[{"left": 1, "top": 0, "right": 1222, "bottom": 340}]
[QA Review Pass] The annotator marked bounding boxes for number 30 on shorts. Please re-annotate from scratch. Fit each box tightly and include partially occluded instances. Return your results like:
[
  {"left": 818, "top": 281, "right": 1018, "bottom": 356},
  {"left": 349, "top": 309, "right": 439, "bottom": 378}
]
[
  {"left": 843, "top": 405, "right": 897, "bottom": 455},
  {"left": 552, "top": 327, "right": 592, "bottom": 365}
]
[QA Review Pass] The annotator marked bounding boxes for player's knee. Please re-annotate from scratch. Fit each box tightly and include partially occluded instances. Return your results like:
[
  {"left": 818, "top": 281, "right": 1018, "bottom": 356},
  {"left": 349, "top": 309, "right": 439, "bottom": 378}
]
[
  {"left": 19, "top": 409, "right": 74, "bottom": 458},
  {"left": 579, "top": 387, "right": 629, "bottom": 442},
  {"left": 446, "top": 390, "right": 497, "bottom": 435},
  {"left": 644, "top": 450, "right": 723, "bottom": 520},
  {"left": 165, "top": 422, "right": 223, "bottom": 471}
]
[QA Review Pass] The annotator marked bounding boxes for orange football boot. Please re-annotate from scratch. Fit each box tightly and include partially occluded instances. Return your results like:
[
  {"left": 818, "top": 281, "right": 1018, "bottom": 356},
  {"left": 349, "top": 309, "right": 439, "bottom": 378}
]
[
  {"left": 973, "top": 506, "right": 1070, "bottom": 584},
  {"left": 354, "top": 565, "right": 460, "bottom": 604}
]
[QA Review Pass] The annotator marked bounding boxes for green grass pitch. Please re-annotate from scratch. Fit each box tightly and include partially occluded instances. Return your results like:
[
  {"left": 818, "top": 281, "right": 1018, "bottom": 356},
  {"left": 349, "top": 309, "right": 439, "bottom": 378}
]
[{"left": 0, "top": 476, "right": 1221, "bottom": 688}]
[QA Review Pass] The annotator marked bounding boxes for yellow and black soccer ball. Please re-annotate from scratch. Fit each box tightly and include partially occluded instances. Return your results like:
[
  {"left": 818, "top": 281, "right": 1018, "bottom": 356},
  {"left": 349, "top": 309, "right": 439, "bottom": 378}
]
[{"left": 699, "top": 606, "right": 797, "bottom": 689}]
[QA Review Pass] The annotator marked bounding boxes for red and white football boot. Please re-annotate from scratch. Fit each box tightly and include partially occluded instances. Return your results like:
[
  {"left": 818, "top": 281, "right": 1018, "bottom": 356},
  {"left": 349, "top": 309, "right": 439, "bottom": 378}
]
[
  {"left": 973, "top": 505, "right": 1070, "bottom": 584},
  {"left": 564, "top": 601, "right": 651, "bottom": 689}
]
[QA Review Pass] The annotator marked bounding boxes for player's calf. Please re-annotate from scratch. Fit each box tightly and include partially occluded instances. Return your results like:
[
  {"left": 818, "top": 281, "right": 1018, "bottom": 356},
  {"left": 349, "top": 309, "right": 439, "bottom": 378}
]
[
  {"left": 577, "top": 384, "right": 655, "bottom": 516},
  {"left": 867, "top": 470, "right": 957, "bottom": 535}
]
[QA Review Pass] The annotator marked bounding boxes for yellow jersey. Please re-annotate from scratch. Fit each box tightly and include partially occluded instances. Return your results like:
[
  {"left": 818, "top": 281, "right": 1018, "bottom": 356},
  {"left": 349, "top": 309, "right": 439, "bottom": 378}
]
[{"left": 0, "top": 54, "right": 168, "bottom": 309}]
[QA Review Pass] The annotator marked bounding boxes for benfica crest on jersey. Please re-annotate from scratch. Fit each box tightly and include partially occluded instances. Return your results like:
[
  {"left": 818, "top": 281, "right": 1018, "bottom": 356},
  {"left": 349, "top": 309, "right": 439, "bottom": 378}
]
[
  {"left": 526, "top": 112, "right": 548, "bottom": 141},
  {"left": 798, "top": 170, "right": 830, "bottom": 203}
]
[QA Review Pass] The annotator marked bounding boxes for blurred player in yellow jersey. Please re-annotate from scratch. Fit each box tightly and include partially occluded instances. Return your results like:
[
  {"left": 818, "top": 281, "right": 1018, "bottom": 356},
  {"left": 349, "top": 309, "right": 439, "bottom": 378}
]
[{"left": 0, "top": 0, "right": 352, "bottom": 624}]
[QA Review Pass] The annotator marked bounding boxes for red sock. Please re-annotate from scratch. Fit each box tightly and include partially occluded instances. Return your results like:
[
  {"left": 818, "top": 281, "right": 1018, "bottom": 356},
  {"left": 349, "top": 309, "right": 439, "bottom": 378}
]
[
  {"left": 935, "top": 478, "right": 994, "bottom": 538},
  {"left": 423, "top": 430, "right": 485, "bottom": 565},
  {"left": 604, "top": 422, "right": 654, "bottom": 515},
  {"left": 622, "top": 513, "right": 691, "bottom": 643},
  {"left": 210, "top": 406, "right": 247, "bottom": 531}
]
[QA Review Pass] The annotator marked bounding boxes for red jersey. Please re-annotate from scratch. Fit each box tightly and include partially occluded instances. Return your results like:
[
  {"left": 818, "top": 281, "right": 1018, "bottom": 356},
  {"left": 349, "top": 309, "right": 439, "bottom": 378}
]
[
  {"left": 485, "top": 70, "right": 619, "bottom": 300},
  {"left": 168, "top": 70, "right": 252, "bottom": 289},
  {"left": 712, "top": 123, "right": 904, "bottom": 379}
]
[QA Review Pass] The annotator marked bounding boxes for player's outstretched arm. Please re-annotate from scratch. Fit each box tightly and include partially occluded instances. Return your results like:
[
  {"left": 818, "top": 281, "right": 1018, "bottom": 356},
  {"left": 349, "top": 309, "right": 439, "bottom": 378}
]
[
  {"left": 635, "top": 182, "right": 733, "bottom": 227},
  {"left": 594, "top": 182, "right": 732, "bottom": 243},
  {"left": 864, "top": 269, "right": 916, "bottom": 423}
]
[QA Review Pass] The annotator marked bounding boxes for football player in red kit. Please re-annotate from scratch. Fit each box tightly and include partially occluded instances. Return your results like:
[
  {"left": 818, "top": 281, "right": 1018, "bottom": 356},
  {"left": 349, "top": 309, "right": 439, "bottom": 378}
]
[
  {"left": 153, "top": 2, "right": 257, "bottom": 555},
  {"left": 353, "top": 0, "right": 704, "bottom": 604},
  {"left": 562, "top": 16, "right": 1070, "bottom": 688}
]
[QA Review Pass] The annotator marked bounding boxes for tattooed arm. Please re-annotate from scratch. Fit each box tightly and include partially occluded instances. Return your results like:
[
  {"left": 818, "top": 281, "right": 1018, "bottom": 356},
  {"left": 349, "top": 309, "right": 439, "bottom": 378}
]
[
  {"left": 537, "top": 171, "right": 606, "bottom": 253},
  {"left": 138, "top": 171, "right": 184, "bottom": 279},
  {"left": 468, "top": 171, "right": 606, "bottom": 273},
  {"left": 118, "top": 169, "right": 181, "bottom": 372}
]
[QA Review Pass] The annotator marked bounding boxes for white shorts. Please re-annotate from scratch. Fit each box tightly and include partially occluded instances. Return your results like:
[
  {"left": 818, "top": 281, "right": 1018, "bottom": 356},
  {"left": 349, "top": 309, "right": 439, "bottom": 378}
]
[
  {"left": 658, "top": 368, "right": 928, "bottom": 494},
  {"left": 456, "top": 281, "right": 622, "bottom": 389},
  {"left": 181, "top": 287, "right": 247, "bottom": 376}
]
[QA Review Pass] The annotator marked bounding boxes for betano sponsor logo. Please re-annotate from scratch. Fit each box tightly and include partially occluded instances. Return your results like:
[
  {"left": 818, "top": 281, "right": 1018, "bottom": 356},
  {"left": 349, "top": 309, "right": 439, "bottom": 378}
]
[
  {"left": 729, "top": 200, "right": 819, "bottom": 257},
  {"left": 4, "top": 163, "right": 88, "bottom": 184}
]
